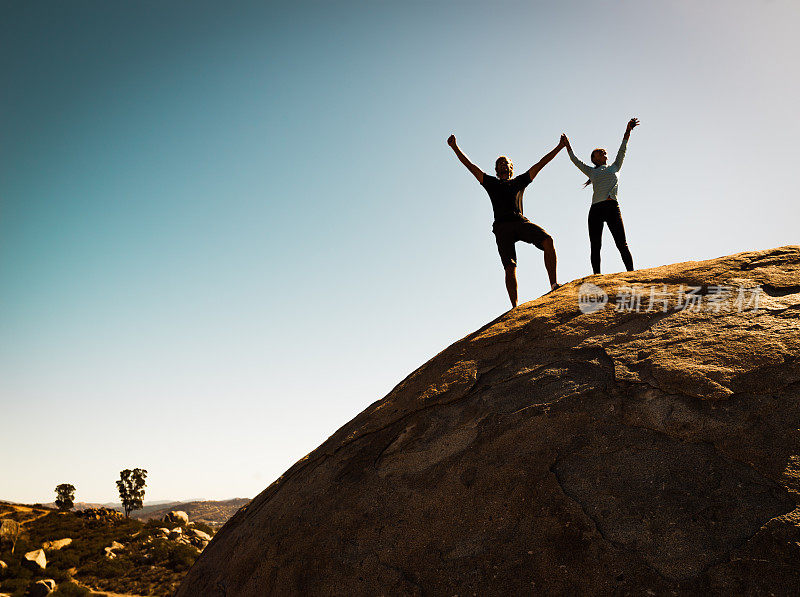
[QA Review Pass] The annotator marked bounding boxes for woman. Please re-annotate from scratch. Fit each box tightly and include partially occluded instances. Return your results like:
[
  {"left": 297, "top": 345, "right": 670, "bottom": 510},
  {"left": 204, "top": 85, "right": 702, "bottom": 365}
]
[{"left": 562, "top": 118, "right": 639, "bottom": 274}]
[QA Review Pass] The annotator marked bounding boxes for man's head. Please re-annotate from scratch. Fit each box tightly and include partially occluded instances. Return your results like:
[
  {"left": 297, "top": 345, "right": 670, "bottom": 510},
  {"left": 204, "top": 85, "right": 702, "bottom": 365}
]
[
  {"left": 495, "top": 156, "right": 513, "bottom": 180},
  {"left": 590, "top": 148, "right": 608, "bottom": 166}
]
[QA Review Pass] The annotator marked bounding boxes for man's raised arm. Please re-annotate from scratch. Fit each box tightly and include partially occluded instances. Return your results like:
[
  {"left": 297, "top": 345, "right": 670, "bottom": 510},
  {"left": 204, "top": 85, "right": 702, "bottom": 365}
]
[
  {"left": 448, "top": 134, "right": 484, "bottom": 183},
  {"left": 527, "top": 137, "right": 566, "bottom": 180}
]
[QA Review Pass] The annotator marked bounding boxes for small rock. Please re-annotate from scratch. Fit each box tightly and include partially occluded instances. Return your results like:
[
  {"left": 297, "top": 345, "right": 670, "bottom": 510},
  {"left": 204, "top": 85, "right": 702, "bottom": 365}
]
[
  {"left": 0, "top": 559, "right": 7, "bottom": 575},
  {"left": 23, "top": 548, "right": 47, "bottom": 570},
  {"left": 104, "top": 547, "right": 117, "bottom": 559},
  {"left": 188, "top": 529, "right": 212, "bottom": 542},
  {"left": 168, "top": 527, "right": 183, "bottom": 540},
  {"left": 29, "top": 579, "right": 56, "bottom": 596},
  {"left": 110, "top": 540, "right": 125, "bottom": 550},
  {"left": 164, "top": 510, "right": 189, "bottom": 525},
  {"left": 42, "top": 538, "right": 72, "bottom": 551}
]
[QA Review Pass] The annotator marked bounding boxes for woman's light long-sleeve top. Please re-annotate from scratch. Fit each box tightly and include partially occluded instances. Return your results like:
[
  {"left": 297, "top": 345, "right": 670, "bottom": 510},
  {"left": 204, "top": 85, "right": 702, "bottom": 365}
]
[{"left": 567, "top": 137, "right": 628, "bottom": 204}]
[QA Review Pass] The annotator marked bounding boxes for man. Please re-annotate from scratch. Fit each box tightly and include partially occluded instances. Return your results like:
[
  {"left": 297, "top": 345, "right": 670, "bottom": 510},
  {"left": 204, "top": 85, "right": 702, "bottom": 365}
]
[{"left": 447, "top": 134, "right": 565, "bottom": 308}]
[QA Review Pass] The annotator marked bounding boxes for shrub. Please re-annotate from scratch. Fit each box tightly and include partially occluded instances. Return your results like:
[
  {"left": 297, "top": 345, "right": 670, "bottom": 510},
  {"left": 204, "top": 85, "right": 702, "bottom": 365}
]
[
  {"left": 52, "top": 581, "right": 92, "bottom": 596},
  {"left": 147, "top": 539, "right": 171, "bottom": 562},
  {"left": 144, "top": 518, "right": 181, "bottom": 532},
  {"left": 48, "top": 549, "right": 80, "bottom": 570},
  {"left": 80, "top": 556, "right": 130, "bottom": 579},
  {"left": 192, "top": 522, "right": 215, "bottom": 536},
  {"left": 0, "top": 576, "right": 31, "bottom": 597},
  {"left": 0, "top": 555, "right": 32, "bottom": 580},
  {"left": 168, "top": 544, "right": 198, "bottom": 572}
]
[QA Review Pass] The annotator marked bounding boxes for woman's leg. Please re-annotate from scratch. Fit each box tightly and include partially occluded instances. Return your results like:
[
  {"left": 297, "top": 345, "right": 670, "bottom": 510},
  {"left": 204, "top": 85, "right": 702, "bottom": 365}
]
[
  {"left": 588, "top": 204, "right": 604, "bottom": 274},
  {"left": 606, "top": 201, "right": 634, "bottom": 271}
]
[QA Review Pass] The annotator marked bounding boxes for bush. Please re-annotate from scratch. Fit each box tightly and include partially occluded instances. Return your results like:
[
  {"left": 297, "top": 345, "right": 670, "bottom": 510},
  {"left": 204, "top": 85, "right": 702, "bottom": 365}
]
[
  {"left": 168, "top": 544, "right": 198, "bottom": 572},
  {"left": 48, "top": 549, "right": 80, "bottom": 571},
  {"left": 52, "top": 580, "right": 92, "bottom": 596},
  {"left": 79, "top": 556, "right": 130, "bottom": 579},
  {"left": 47, "top": 565, "right": 72, "bottom": 583},
  {"left": 0, "top": 576, "right": 31, "bottom": 597},
  {"left": 192, "top": 522, "right": 215, "bottom": 536},
  {"left": 144, "top": 519, "right": 175, "bottom": 533},
  {"left": 0, "top": 554, "right": 32, "bottom": 580},
  {"left": 146, "top": 539, "right": 170, "bottom": 563}
]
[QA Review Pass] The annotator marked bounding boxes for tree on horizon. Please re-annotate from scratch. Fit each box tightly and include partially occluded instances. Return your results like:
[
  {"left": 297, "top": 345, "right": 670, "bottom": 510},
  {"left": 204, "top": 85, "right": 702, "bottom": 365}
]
[
  {"left": 54, "top": 483, "right": 76, "bottom": 511},
  {"left": 116, "top": 468, "right": 148, "bottom": 518}
]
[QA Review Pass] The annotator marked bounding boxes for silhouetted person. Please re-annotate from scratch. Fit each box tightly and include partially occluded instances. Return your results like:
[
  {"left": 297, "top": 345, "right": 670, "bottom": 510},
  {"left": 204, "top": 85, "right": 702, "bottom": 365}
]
[
  {"left": 562, "top": 118, "right": 639, "bottom": 274},
  {"left": 448, "top": 134, "right": 565, "bottom": 308}
]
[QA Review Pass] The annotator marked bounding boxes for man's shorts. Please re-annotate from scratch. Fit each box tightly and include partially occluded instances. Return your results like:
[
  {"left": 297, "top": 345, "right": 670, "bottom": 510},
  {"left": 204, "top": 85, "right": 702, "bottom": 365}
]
[{"left": 492, "top": 218, "right": 551, "bottom": 268}]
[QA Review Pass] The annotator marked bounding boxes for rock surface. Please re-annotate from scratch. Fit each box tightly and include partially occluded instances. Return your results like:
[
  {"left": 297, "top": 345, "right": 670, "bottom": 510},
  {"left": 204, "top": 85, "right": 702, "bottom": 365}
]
[
  {"left": 164, "top": 510, "right": 189, "bottom": 525},
  {"left": 28, "top": 578, "right": 56, "bottom": 596},
  {"left": 42, "top": 538, "right": 72, "bottom": 551},
  {"left": 178, "top": 246, "right": 800, "bottom": 596},
  {"left": 103, "top": 540, "right": 125, "bottom": 559},
  {"left": 23, "top": 549, "right": 46, "bottom": 571},
  {"left": 188, "top": 529, "right": 211, "bottom": 542}
]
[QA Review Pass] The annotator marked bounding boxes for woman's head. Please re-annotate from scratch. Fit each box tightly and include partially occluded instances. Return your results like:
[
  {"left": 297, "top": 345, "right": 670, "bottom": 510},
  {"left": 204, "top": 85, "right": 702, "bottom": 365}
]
[
  {"left": 590, "top": 148, "right": 608, "bottom": 166},
  {"left": 495, "top": 156, "right": 513, "bottom": 180}
]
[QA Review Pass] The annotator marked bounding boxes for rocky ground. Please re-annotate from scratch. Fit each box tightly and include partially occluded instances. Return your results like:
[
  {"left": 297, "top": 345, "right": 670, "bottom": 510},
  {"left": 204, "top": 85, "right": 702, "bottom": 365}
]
[
  {"left": 0, "top": 503, "right": 214, "bottom": 596},
  {"left": 178, "top": 246, "right": 800, "bottom": 596}
]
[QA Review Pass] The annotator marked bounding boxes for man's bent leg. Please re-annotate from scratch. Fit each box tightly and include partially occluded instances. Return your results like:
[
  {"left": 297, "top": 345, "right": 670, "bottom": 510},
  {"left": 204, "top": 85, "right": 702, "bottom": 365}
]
[
  {"left": 516, "top": 221, "right": 559, "bottom": 291},
  {"left": 504, "top": 265, "right": 518, "bottom": 309},
  {"left": 542, "top": 236, "right": 558, "bottom": 289}
]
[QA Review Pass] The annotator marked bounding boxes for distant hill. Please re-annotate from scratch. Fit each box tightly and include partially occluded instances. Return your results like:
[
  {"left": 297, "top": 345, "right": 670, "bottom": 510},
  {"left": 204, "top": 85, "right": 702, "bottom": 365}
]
[
  {"left": 40, "top": 499, "right": 202, "bottom": 512},
  {"left": 41, "top": 501, "right": 121, "bottom": 512},
  {"left": 131, "top": 499, "right": 250, "bottom": 528},
  {"left": 33, "top": 498, "right": 249, "bottom": 528}
]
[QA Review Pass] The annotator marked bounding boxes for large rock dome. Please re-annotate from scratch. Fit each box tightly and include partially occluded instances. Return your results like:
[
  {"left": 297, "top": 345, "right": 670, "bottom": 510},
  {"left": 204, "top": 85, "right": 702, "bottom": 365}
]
[{"left": 179, "top": 246, "right": 800, "bottom": 595}]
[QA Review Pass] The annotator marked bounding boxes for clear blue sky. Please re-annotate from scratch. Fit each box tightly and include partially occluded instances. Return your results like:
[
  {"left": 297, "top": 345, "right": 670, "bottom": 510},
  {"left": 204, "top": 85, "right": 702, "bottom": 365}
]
[{"left": 2, "top": 0, "right": 798, "bottom": 503}]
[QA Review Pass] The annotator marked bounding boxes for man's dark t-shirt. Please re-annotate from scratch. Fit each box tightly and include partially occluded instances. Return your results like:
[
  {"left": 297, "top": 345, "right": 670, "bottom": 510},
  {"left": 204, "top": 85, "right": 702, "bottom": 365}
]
[{"left": 480, "top": 172, "right": 533, "bottom": 223}]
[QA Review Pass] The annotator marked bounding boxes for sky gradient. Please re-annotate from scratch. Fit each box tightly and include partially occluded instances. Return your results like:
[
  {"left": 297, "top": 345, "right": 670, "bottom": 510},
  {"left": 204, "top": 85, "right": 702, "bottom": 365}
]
[{"left": 2, "top": 0, "right": 799, "bottom": 503}]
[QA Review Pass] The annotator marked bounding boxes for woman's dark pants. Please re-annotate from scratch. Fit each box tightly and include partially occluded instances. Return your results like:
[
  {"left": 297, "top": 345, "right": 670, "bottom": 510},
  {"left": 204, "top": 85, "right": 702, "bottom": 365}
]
[{"left": 588, "top": 199, "right": 634, "bottom": 274}]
